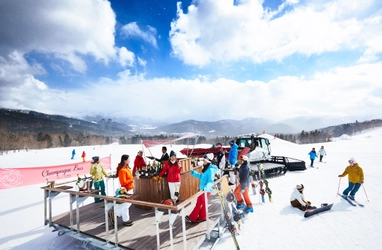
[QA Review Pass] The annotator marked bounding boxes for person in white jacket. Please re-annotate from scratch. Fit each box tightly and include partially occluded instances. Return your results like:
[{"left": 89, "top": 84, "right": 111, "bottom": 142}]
[
  {"left": 318, "top": 146, "right": 327, "bottom": 162},
  {"left": 290, "top": 184, "right": 316, "bottom": 211}
]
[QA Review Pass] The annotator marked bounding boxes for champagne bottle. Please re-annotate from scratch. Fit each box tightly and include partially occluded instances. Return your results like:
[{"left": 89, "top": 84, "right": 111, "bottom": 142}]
[
  {"left": 76, "top": 174, "right": 81, "bottom": 184},
  {"left": 145, "top": 164, "right": 149, "bottom": 177}
]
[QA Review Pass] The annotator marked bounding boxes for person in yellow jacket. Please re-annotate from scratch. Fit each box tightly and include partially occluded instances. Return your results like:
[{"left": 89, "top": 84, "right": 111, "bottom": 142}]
[
  {"left": 338, "top": 158, "right": 364, "bottom": 200},
  {"left": 90, "top": 156, "right": 110, "bottom": 203}
]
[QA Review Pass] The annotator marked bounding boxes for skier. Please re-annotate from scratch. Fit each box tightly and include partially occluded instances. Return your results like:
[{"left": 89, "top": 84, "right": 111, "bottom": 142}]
[
  {"left": 81, "top": 151, "right": 86, "bottom": 162},
  {"left": 318, "top": 146, "right": 327, "bottom": 162},
  {"left": 186, "top": 153, "right": 218, "bottom": 223},
  {"left": 308, "top": 148, "right": 318, "bottom": 167},
  {"left": 227, "top": 140, "right": 238, "bottom": 185},
  {"left": 234, "top": 155, "right": 253, "bottom": 213},
  {"left": 338, "top": 158, "right": 364, "bottom": 200},
  {"left": 90, "top": 156, "right": 110, "bottom": 203},
  {"left": 71, "top": 149, "right": 76, "bottom": 159},
  {"left": 290, "top": 184, "right": 317, "bottom": 211}
]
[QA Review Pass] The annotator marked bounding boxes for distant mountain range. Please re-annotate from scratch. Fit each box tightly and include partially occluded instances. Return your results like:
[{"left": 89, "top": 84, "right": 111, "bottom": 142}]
[{"left": 0, "top": 108, "right": 377, "bottom": 138}]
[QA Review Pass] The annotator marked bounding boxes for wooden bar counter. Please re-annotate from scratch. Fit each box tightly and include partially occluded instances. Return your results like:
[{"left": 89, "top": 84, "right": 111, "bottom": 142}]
[{"left": 133, "top": 158, "right": 201, "bottom": 209}]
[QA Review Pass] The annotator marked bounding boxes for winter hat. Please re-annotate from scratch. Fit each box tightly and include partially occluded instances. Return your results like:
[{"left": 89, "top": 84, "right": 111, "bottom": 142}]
[
  {"left": 92, "top": 156, "right": 99, "bottom": 162},
  {"left": 203, "top": 153, "right": 214, "bottom": 163},
  {"left": 241, "top": 155, "right": 249, "bottom": 162},
  {"left": 296, "top": 184, "right": 304, "bottom": 191},
  {"left": 348, "top": 157, "right": 356, "bottom": 163},
  {"left": 170, "top": 150, "right": 176, "bottom": 157},
  {"left": 115, "top": 187, "right": 127, "bottom": 198},
  {"left": 229, "top": 140, "right": 234, "bottom": 145}
]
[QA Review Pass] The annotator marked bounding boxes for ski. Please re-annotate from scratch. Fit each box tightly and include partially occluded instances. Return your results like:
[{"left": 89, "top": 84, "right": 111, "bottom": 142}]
[
  {"left": 259, "top": 180, "right": 265, "bottom": 203},
  {"left": 337, "top": 193, "right": 356, "bottom": 206},
  {"left": 217, "top": 179, "right": 240, "bottom": 250},
  {"left": 259, "top": 164, "right": 272, "bottom": 202},
  {"left": 350, "top": 198, "right": 364, "bottom": 207}
]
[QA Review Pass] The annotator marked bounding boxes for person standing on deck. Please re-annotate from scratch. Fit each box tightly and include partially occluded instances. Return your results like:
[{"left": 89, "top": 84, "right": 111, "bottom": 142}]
[
  {"left": 186, "top": 153, "right": 218, "bottom": 223},
  {"left": 90, "top": 156, "right": 109, "bottom": 203},
  {"left": 153, "top": 150, "right": 182, "bottom": 202},
  {"left": 108, "top": 154, "right": 136, "bottom": 227}
]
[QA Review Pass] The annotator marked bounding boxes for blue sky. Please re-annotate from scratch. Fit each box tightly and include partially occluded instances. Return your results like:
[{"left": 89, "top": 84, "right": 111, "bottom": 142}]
[{"left": 0, "top": 0, "right": 381, "bottom": 125}]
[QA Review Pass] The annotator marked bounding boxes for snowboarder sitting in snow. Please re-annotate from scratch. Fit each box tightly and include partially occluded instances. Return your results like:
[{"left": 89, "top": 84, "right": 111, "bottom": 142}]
[{"left": 290, "top": 184, "right": 317, "bottom": 211}]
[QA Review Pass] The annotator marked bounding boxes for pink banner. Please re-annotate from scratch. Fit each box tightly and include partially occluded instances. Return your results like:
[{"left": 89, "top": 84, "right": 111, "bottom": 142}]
[{"left": 0, "top": 156, "right": 111, "bottom": 189}]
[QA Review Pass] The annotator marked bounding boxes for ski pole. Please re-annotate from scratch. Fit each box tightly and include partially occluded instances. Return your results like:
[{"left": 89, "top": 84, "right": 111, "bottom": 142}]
[
  {"left": 336, "top": 177, "right": 341, "bottom": 197},
  {"left": 362, "top": 184, "right": 370, "bottom": 202}
]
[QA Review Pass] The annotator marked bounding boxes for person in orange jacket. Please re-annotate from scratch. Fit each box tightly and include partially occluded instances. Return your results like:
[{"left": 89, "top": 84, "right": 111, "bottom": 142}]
[{"left": 108, "top": 154, "right": 136, "bottom": 227}]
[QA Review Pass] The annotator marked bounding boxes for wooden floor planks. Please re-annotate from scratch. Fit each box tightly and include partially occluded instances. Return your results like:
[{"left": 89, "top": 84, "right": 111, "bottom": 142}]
[{"left": 51, "top": 193, "right": 222, "bottom": 250}]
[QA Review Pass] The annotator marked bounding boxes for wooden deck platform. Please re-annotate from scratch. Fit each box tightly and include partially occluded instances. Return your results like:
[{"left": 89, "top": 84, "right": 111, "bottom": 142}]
[{"left": 44, "top": 188, "right": 224, "bottom": 250}]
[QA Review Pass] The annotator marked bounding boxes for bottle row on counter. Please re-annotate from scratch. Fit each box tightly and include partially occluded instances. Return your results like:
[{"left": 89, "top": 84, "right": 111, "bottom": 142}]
[{"left": 135, "top": 161, "right": 167, "bottom": 179}]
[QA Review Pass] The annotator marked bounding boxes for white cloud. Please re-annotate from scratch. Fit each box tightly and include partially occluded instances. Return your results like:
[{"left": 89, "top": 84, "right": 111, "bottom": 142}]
[
  {"left": 118, "top": 47, "right": 135, "bottom": 67},
  {"left": 121, "top": 22, "right": 158, "bottom": 48},
  {"left": 137, "top": 57, "right": 147, "bottom": 67},
  {"left": 0, "top": 0, "right": 117, "bottom": 73},
  {"left": 2, "top": 61, "right": 381, "bottom": 123},
  {"left": 169, "top": 0, "right": 382, "bottom": 66}
]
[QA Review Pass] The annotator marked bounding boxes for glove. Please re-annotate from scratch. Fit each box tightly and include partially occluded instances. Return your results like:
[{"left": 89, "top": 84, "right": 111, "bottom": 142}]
[
  {"left": 338, "top": 175, "right": 342, "bottom": 177},
  {"left": 152, "top": 176, "right": 162, "bottom": 183}
]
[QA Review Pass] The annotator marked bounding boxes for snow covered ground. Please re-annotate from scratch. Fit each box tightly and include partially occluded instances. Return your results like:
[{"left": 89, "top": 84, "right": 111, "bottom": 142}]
[{"left": 1, "top": 128, "right": 381, "bottom": 250}]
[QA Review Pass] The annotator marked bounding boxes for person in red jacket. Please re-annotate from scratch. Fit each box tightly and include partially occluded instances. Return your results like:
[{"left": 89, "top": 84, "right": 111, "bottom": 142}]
[
  {"left": 81, "top": 151, "right": 86, "bottom": 162},
  {"left": 133, "top": 150, "right": 146, "bottom": 176},
  {"left": 154, "top": 150, "right": 182, "bottom": 202}
]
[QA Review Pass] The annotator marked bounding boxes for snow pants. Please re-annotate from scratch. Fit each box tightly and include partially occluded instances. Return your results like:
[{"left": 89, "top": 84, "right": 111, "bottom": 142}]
[
  {"left": 94, "top": 180, "right": 106, "bottom": 202},
  {"left": 234, "top": 184, "right": 252, "bottom": 208},
  {"left": 343, "top": 181, "right": 361, "bottom": 198},
  {"left": 188, "top": 192, "right": 211, "bottom": 222},
  {"left": 168, "top": 182, "right": 180, "bottom": 200}
]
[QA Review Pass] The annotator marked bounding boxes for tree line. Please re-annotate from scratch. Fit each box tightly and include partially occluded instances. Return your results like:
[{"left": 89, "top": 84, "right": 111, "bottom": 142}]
[
  {"left": 0, "top": 126, "right": 112, "bottom": 155},
  {"left": 1, "top": 119, "right": 381, "bottom": 154}
]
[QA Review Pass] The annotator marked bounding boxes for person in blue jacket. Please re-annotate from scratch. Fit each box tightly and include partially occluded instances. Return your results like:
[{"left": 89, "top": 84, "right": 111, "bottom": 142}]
[
  {"left": 227, "top": 140, "right": 238, "bottom": 185},
  {"left": 308, "top": 148, "right": 318, "bottom": 167},
  {"left": 228, "top": 140, "right": 238, "bottom": 166},
  {"left": 186, "top": 153, "right": 218, "bottom": 223}
]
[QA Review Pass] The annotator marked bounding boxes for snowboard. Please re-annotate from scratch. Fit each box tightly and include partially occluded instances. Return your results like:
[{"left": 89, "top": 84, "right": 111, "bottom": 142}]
[{"left": 304, "top": 203, "right": 333, "bottom": 218}]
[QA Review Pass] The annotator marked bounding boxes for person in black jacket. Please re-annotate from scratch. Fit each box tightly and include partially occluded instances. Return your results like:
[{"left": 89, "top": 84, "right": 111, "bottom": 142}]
[{"left": 155, "top": 146, "right": 170, "bottom": 162}]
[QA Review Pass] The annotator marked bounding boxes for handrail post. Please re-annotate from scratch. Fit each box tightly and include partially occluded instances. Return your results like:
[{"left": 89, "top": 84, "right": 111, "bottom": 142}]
[{"left": 205, "top": 190, "right": 210, "bottom": 240}]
